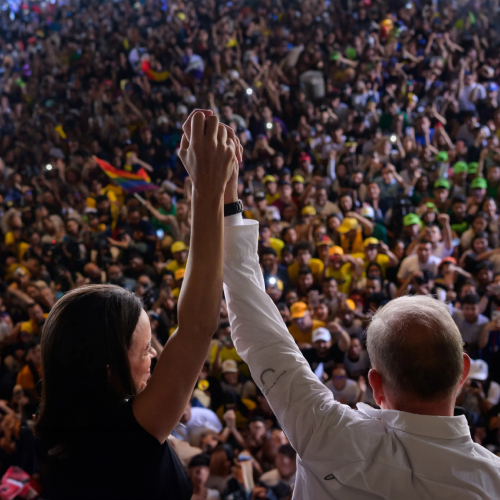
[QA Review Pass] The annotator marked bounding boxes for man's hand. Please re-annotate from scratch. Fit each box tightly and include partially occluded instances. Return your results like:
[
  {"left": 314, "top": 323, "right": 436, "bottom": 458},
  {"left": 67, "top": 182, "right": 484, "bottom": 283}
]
[
  {"left": 179, "top": 111, "right": 236, "bottom": 195},
  {"left": 182, "top": 109, "right": 243, "bottom": 163}
]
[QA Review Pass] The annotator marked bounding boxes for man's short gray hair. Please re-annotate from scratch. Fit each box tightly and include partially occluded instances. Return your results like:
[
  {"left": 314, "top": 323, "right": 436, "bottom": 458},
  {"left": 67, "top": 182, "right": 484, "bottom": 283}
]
[{"left": 366, "top": 295, "right": 464, "bottom": 402}]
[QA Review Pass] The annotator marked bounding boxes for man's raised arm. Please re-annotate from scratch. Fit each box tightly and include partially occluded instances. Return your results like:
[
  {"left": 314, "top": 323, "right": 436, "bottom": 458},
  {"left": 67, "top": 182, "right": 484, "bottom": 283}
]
[{"left": 223, "top": 215, "right": 343, "bottom": 457}]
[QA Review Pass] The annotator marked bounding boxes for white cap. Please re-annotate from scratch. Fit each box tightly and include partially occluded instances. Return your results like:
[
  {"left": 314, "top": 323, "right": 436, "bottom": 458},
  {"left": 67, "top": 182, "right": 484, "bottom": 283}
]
[
  {"left": 360, "top": 206, "right": 375, "bottom": 219},
  {"left": 468, "top": 359, "right": 488, "bottom": 381},
  {"left": 312, "top": 327, "right": 331, "bottom": 343}
]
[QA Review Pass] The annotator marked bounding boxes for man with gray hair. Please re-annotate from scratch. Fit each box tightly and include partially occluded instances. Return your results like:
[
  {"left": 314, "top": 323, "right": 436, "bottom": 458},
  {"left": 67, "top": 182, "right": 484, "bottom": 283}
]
[{"left": 222, "top": 202, "right": 500, "bottom": 498}]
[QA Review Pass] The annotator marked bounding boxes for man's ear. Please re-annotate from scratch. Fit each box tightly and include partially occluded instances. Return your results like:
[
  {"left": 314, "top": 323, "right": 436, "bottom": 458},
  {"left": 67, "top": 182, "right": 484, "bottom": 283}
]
[
  {"left": 459, "top": 353, "right": 471, "bottom": 389},
  {"left": 368, "top": 368, "right": 385, "bottom": 407}
]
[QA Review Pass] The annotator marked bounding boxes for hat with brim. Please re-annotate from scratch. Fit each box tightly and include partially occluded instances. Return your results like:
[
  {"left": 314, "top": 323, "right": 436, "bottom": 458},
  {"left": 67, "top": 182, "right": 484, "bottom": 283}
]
[
  {"left": 290, "top": 301, "right": 308, "bottom": 319},
  {"left": 312, "top": 327, "right": 332, "bottom": 343},
  {"left": 468, "top": 359, "right": 488, "bottom": 381},
  {"left": 302, "top": 206, "right": 316, "bottom": 216},
  {"left": 468, "top": 162, "right": 479, "bottom": 174},
  {"left": 435, "top": 151, "right": 448, "bottom": 162},
  {"left": 434, "top": 179, "right": 450, "bottom": 190},
  {"left": 453, "top": 161, "right": 468, "bottom": 174},
  {"left": 403, "top": 213, "right": 421, "bottom": 226},
  {"left": 222, "top": 359, "right": 238, "bottom": 374},
  {"left": 337, "top": 217, "right": 359, "bottom": 234},
  {"left": 171, "top": 241, "right": 188, "bottom": 253},
  {"left": 471, "top": 177, "right": 487, "bottom": 190}
]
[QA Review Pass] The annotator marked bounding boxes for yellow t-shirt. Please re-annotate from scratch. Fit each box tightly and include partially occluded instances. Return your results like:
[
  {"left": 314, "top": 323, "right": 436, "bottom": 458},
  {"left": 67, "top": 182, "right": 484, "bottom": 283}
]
[
  {"left": 325, "top": 263, "right": 353, "bottom": 295},
  {"left": 269, "top": 237, "right": 285, "bottom": 259},
  {"left": 288, "top": 259, "right": 324, "bottom": 287},
  {"left": 4, "top": 233, "right": 29, "bottom": 262},
  {"left": 209, "top": 345, "right": 250, "bottom": 377},
  {"left": 19, "top": 314, "right": 49, "bottom": 342},
  {"left": 288, "top": 319, "right": 325, "bottom": 345},
  {"left": 103, "top": 184, "right": 124, "bottom": 206},
  {"left": 266, "top": 193, "right": 280, "bottom": 205},
  {"left": 340, "top": 229, "right": 364, "bottom": 254},
  {"left": 166, "top": 260, "right": 186, "bottom": 273},
  {"left": 351, "top": 252, "right": 390, "bottom": 278}
]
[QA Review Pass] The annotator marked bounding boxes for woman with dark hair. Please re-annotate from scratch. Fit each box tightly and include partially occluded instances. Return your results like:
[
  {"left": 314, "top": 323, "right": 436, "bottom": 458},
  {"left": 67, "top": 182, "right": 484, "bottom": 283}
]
[{"left": 34, "top": 111, "right": 241, "bottom": 499}]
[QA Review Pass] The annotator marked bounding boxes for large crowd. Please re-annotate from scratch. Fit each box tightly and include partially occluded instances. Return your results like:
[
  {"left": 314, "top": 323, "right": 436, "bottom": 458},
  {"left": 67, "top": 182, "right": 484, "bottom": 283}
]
[{"left": 0, "top": 0, "right": 499, "bottom": 497}]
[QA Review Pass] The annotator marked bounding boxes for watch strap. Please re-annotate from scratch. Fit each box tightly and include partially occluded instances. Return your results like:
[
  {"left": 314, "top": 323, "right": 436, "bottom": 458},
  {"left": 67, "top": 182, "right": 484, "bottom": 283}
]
[{"left": 224, "top": 200, "right": 244, "bottom": 217}]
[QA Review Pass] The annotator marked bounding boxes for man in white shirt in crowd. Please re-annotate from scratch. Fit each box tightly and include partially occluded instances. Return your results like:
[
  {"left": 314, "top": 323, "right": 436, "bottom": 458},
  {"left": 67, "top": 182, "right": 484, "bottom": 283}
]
[
  {"left": 406, "top": 214, "right": 454, "bottom": 260},
  {"left": 221, "top": 177, "right": 500, "bottom": 499},
  {"left": 397, "top": 240, "right": 442, "bottom": 281}
]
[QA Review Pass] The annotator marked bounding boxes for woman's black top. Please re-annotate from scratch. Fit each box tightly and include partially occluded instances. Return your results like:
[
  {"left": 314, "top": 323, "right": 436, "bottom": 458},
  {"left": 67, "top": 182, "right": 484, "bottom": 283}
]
[{"left": 36, "top": 399, "right": 192, "bottom": 500}]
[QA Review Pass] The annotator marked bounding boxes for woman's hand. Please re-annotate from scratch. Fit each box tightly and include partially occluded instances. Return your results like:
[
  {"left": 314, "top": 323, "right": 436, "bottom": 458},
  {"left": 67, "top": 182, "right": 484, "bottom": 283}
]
[{"left": 179, "top": 111, "right": 236, "bottom": 194}]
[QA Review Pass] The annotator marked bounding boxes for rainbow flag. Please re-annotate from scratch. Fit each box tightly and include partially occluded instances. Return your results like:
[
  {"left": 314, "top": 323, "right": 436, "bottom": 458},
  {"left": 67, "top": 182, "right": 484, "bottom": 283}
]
[{"left": 94, "top": 156, "right": 157, "bottom": 193}]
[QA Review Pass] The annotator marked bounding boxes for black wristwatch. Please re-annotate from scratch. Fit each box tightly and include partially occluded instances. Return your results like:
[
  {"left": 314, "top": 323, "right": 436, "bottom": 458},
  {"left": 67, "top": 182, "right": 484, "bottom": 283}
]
[{"left": 224, "top": 200, "right": 244, "bottom": 217}]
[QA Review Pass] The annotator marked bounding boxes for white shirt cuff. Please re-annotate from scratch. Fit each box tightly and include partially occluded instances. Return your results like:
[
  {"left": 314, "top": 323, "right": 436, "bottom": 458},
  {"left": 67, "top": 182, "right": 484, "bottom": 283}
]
[{"left": 224, "top": 212, "right": 244, "bottom": 226}]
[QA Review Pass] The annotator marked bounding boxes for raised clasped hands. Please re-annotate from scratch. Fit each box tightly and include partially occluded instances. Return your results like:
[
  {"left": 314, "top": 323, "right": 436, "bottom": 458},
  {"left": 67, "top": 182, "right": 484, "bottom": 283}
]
[{"left": 179, "top": 109, "right": 243, "bottom": 201}]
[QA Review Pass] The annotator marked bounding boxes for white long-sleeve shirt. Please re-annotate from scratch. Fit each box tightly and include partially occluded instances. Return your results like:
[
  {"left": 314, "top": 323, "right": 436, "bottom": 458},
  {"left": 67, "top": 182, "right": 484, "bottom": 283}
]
[{"left": 223, "top": 216, "right": 500, "bottom": 500}]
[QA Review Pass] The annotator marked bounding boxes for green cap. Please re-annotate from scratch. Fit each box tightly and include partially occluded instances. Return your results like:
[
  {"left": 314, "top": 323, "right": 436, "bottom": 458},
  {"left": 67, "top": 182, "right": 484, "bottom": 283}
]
[
  {"left": 453, "top": 161, "right": 468, "bottom": 174},
  {"left": 434, "top": 179, "right": 450, "bottom": 190},
  {"left": 425, "top": 202, "right": 437, "bottom": 211},
  {"left": 403, "top": 213, "right": 421, "bottom": 226},
  {"left": 471, "top": 177, "right": 487, "bottom": 190},
  {"left": 330, "top": 51, "right": 340, "bottom": 61},
  {"left": 435, "top": 151, "right": 449, "bottom": 162},
  {"left": 468, "top": 162, "right": 479, "bottom": 174}
]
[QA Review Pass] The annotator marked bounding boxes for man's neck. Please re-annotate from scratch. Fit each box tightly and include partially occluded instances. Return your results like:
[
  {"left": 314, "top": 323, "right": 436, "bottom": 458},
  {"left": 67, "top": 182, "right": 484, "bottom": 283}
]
[{"left": 385, "top": 397, "right": 455, "bottom": 417}]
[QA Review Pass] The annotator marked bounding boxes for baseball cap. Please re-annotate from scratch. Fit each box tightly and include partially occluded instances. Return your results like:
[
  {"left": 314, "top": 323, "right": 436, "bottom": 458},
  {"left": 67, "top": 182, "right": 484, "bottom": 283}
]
[
  {"left": 435, "top": 151, "right": 449, "bottom": 162},
  {"left": 263, "top": 175, "right": 277, "bottom": 184},
  {"left": 222, "top": 359, "right": 238, "bottom": 374},
  {"left": 471, "top": 177, "right": 487, "bottom": 190},
  {"left": 171, "top": 241, "right": 188, "bottom": 253},
  {"left": 254, "top": 191, "right": 266, "bottom": 201},
  {"left": 434, "top": 179, "right": 450, "bottom": 190},
  {"left": 291, "top": 175, "right": 305, "bottom": 184},
  {"left": 242, "top": 187, "right": 253, "bottom": 197},
  {"left": 363, "top": 237, "right": 379, "bottom": 247},
  {"left": 360, "top": 206, "right": 375, "bottom": 219},
  {"left": 425, "top": 202, "right": 437, "bottom": 211},
  {"left": 290, "top": 302, "right": 309, "bottom": 319},
  {"left": 403, "top": 213, "right": 421, "bottom": 226},
  {"left": 174, "top": 268, "right": 186, "bottom": 281},
  {"left": 468, "top": 162, "right": 479, "bottom": 174},
  {"left": 298, "top": 152, "right": 311, "bottom": 162},
  {"left": 468, "top": 359, "right": 488, "bottom": 381},
  {"left": 312, "top": 327, "right": 332, "bottom": 343},
  {"left": 302, "top": 206, "right": 316, "bottom": 216},
  {"left": 453, "top": 161, "right": 468, "bottom": 174},
  {"left": 486, "top": 82, "right": 499, "bottom": 92},
  {"left": 337, "top": 217, "right": 360, "bottom": 234},
  {"left": 346, "top": 299, "right": 356, "bottom": 310},
  {"left": 328, "top": 245, "right": 344, "bottom": 256},
  {"left": 317, "top": 236, "right": 333, "bottom": 247},
  {"left": 439, "top": 256, "right": 457, "bottom": 267}
]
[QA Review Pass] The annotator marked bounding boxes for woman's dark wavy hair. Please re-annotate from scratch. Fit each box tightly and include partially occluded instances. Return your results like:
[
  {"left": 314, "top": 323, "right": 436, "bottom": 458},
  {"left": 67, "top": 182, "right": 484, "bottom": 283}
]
[{"left": 35, "top": 284, "right": 143, "bottom": 452}]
